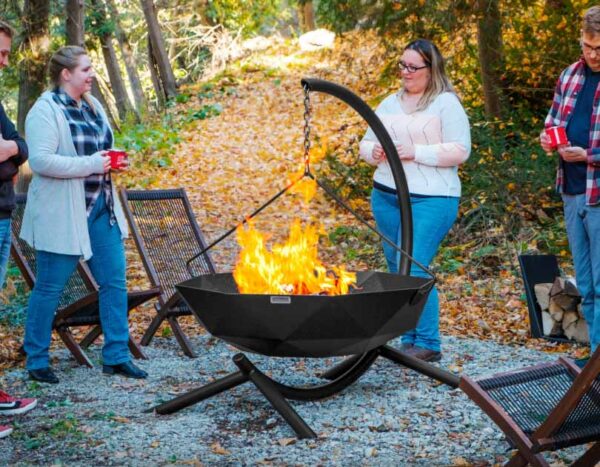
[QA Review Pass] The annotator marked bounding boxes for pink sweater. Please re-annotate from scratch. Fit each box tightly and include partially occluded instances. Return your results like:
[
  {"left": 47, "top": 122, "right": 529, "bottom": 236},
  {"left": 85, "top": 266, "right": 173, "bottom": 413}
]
[{"left": 360, "top": 92, "right": 470, "bottom": 197}]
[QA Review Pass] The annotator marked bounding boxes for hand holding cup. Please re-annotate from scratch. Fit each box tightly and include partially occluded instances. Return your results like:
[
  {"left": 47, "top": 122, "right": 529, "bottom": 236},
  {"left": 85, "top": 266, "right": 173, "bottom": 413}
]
[{"left": 107, "top": 149, "right": 129, "bottom": 171}]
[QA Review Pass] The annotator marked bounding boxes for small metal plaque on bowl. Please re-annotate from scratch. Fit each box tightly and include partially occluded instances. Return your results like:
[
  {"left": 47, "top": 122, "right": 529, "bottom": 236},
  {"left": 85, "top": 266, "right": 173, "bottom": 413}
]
[{"left": 270, "top": 296, "right": 291, "bottom": 305}]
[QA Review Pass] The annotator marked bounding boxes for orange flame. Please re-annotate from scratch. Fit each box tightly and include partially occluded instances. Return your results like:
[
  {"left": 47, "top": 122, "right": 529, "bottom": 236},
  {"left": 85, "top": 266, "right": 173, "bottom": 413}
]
[
  {"left": 233, "top": 219, "right": 356, "bottom": 295},
  {"left": 287, "top": 139, "right": 328, "bottom": 204}
]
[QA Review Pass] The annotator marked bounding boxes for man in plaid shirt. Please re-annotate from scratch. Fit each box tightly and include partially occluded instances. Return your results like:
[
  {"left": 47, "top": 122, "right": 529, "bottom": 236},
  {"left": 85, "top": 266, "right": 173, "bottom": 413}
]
[{"left": 540, "top": 6, "right": 600, "bottom": 356}]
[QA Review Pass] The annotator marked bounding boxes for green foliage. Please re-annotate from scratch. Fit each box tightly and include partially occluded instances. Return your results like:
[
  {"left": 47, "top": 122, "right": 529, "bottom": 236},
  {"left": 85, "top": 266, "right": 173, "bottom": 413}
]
[
  {"left": 315, "top": 0, "right": 367, "bottom": 32},
  {"left": 328, "top": 225, "right": 384, "bottom": 268},
  {"left": 115, "top": 114, "right": 181, "bottom": 168},
  {"left": 185, "top": 103, "right": 223, "bottom": 122},
  {"left": 206, "top": 0, "right": 288, "bottom": 37}
]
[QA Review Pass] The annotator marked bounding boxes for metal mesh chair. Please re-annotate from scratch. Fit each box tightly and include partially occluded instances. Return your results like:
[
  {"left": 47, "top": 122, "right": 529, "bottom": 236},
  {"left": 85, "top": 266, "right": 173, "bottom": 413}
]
[
  {"left": 119, "top": 188, "right": 216, "bottom": 357},
  {"left": 10, "top": 193, "right": 160, "bottom": 367},
  {"left": 460, "top": 346, "right": 600, "bottom": 466}
]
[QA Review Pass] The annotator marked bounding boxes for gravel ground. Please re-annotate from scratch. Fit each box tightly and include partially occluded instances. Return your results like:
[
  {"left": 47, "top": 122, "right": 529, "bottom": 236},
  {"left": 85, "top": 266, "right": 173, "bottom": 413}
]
[{"left": 0, "top": 334, "right": 587, "bottom": 466}]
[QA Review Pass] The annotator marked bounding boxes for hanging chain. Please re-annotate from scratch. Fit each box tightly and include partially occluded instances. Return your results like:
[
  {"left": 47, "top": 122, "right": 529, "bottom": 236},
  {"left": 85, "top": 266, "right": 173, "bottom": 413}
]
[{"left": 302, "top": 84, "right": 312, "bottom": 175}]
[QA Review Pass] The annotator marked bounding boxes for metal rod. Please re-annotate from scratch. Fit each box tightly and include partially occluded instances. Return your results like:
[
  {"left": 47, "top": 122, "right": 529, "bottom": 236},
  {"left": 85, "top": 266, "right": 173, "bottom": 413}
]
[
  {"left": 150, "top": 371, "right": 248, "bottom": 414},
  {"left": 185, "top": 176, "right": 303, "bottom": 276},
  {"left": 314, "top": 176, "right": 434, "bottom": 281},
  {"left": 233, "top": 353, "right": 317, "bottom": 439},
  {"left": 301, "top": 78, "right": 413, "bottom": 276},
  {"left": 379, "top": 345, "right": 460, "bottom": 388}
]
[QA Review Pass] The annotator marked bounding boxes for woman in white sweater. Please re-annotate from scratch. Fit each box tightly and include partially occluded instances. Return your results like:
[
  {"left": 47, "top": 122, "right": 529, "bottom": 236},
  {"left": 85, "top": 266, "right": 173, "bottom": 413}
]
[
  {"left": 360, "top": 39, "right": 471, "bottom": 362},
  {"left": 21, "top": 46, "right": 147, "bottom": 383}
]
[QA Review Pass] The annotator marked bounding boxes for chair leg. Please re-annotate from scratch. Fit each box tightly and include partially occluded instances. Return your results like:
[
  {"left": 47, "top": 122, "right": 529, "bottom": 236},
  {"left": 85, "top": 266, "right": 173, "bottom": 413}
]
[
  {"left": 506, "top": 450, "right": 549, "bottom": 467},
  {"left": 140, "top": 311, "right": 167, "bottom": 346},
  {"left": 168, "top": 316, "right": 196, "bottom": 358},
  {"left": 505, "top": 451, "right": 528, "bottom": 467},
  {"left": 572, "top": 442, "right": 600, "bottom": 467},
  {"left": 128, "top": 337, "right": 148, "bottom": 360},
  {"left": 57, "top": 328, "right": 94, "bottom": 368},
  {"left": 80, "top": 325, "right": 102, "bottom": 349}
]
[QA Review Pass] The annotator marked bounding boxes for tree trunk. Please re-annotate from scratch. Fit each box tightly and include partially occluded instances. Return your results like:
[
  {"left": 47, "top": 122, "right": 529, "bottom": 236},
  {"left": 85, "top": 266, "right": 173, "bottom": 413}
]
[
  {"left": 106, "top": 0, "right": 147, "bottom": 115},
  {"left": 140, "top": 0, "right": 177, "bottom": 101},
  {"left": 92, "top": 0, "right": 136, "bottom": 121},
  {"left": 92, "top": 78, "right": 119, "bottom": 130},
  {"left": 476, "top": 0, "right": 505, "bottom": 119},
  {"left": 66, "top": 0, "right": 84, "bottom": 47},
  {"left": 16, "top": 0, "right": 50, "bottom": 193},
  {"left": 301, "top": 1, "right": 316, "bottom": 32},
  {"left": 147, "top": 36, "right": 165, "bottom": 109},
  {"left": 100, "top": 36, "right": 136, "bottom": 121}
]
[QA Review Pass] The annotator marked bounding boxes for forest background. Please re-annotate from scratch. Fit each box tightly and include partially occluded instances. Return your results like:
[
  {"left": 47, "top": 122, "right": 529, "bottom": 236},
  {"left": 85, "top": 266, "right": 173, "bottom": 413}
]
[{"left": 0, "top": 0, "right": 594, "bottom": 366}]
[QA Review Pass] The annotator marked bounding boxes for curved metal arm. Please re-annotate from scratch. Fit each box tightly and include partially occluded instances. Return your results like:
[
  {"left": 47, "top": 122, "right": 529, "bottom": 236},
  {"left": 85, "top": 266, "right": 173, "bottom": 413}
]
[{"left": 301, "top": 78, "right": 413, "bottom": 276}]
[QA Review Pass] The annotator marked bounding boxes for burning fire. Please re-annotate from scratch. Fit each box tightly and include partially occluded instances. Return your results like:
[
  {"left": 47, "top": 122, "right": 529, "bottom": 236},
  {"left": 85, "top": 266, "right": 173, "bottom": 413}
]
[
  {"left": 233, "top": 219, "right": 356, "bottom": 296},
  {"left": 233, "top": 138, "right": 356, "bottom": 295}
]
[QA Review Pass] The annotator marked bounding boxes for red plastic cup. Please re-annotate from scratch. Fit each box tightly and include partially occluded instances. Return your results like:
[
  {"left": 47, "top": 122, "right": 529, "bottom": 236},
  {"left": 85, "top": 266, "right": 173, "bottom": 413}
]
[
  {"left": 107, "top": 149, "right": 128, "bottom": 169},
  {"left": 545, "top": 126, "right": 568, "bottom": 148}
]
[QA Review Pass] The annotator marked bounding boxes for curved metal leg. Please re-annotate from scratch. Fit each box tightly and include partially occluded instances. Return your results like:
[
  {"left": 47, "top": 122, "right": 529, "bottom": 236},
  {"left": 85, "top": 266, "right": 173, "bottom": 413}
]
[
  {"left": 319, "top": 354, "right": 361, "bottom": 381},
  {"left": 379, "top": 345, "right": 459, "bottom": 388},
  {"left": 150, "top": 371, "right": 247, "bottom": 414},
  {"left": 234, "top": 354, "right": 317, "bottom": 439}
]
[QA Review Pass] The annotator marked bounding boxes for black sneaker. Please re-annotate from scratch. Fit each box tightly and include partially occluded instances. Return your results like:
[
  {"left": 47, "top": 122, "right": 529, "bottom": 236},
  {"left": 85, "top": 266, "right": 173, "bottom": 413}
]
[
  {"left": 28, "top": 367, "right": 59, "bottom": 384},
  {"left": 103, "top": 361, "right": 148, "bottom": 379}
]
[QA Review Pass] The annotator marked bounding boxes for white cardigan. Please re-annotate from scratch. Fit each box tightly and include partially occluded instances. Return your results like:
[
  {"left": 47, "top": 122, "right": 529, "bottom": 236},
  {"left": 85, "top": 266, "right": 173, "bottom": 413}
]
[
  {"left": 360, "top": 92, "right": 471, "bottom": 197},
  {"left": 20, "top": 91, "right": 129, "bottom": 260}
]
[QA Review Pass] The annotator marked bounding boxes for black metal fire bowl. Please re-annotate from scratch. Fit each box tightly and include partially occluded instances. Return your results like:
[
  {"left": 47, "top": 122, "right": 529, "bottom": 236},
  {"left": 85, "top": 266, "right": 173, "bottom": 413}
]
[{"left": 176, "top": 271, "right": 431, "bottom": 358}]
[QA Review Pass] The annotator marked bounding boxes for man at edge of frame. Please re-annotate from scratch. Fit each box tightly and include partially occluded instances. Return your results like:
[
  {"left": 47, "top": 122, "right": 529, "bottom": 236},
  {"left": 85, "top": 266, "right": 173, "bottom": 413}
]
[
  {"left": 0, "top": 19, "right": 37, "bottom": 440},
  {"left": 540, "top": 6, "right": 600, "bottom": 364}
]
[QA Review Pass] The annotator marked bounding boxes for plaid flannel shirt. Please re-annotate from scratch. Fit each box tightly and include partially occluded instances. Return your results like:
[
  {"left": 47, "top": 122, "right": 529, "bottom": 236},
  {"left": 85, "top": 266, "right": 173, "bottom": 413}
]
[
  {"left": 52, "top": 88, "right": 116, "bottom": 222},
  {"left": 545, "top": 58, "right": 600, "bottom": 205}
]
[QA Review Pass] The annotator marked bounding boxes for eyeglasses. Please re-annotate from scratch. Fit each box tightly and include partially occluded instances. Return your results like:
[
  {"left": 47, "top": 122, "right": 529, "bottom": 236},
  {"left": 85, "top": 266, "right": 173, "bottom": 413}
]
[
  {"left": 398, "top": 60, "right": 429, "bottom": 73},
  {"left": 581, "top": 40, "right": 600, "bottom": 55}
]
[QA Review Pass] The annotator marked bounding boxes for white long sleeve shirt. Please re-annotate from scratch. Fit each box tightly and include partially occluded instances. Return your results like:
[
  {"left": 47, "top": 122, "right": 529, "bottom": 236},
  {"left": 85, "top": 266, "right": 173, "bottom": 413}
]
[{"left": 359, "top": 91, "right": 471, "bottom": 197}]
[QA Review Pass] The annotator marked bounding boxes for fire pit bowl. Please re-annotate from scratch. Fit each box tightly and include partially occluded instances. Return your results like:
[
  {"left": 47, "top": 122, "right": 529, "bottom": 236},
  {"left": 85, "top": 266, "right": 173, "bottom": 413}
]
[{"left": 176, "top": 271, "right": 431, "bottom": 358}]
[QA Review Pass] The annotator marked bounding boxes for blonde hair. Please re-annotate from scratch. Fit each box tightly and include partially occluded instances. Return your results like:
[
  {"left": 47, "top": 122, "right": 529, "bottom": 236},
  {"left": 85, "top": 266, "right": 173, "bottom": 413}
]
[
  {"left": 583, "top": 6, "right": 600, "bottom": 35},
  {"left": 0, "top": 20, "right": 14, "bottom": 39},
  {"left": 48, "top": 46, "right": 95, "bottom": 112},
  {"left": 403, "top": 39, "right": 455, "bottom": 111}
]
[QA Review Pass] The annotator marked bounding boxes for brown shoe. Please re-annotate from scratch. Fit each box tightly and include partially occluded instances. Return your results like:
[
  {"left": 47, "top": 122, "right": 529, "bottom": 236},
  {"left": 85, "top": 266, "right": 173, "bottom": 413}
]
[{"left": 405, "top": 345, "right": 442, "bottom": 362}]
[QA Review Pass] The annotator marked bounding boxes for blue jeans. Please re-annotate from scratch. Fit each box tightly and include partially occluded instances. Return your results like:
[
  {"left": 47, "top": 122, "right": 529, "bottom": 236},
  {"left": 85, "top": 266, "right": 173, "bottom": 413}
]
[
  {"left": 371, "top": 188, "right": 459, "bottom": 352},
  {"left": 562, "top": 194, "right": 600, "bottom": 352},
  {"left": 0, "top": 218, "right": 10, "bottom": 289},
  {"left": 24, "top": 193, "right": 130, "bottom": 370}
]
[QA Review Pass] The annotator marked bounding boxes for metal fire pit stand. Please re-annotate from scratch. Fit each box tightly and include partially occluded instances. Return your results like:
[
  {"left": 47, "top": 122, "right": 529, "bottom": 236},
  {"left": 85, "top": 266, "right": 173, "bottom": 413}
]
[{"left": 150, "top": 78, "right": 460, "bottom": 439}]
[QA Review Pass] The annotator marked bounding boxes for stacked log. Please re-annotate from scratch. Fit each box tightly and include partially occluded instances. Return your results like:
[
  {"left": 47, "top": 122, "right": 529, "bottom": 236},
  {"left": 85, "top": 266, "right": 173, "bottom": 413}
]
[{"left": 534, "top": 277, "right": 589, "bottom": 343}]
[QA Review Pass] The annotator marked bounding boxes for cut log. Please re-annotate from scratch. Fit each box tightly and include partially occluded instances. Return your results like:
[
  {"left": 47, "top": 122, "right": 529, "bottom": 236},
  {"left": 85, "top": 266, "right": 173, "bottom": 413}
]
[
  {"left": 534, "top": 283, "right": 552, "bottom": 311},
  {"left": 562, "top": 311, "right": 578, "bottom": 331},
  {"left": 550, "top": 277, "right": 580, "bottom": 311},
  {"left": 564, "top": 319, "right": 590, "bottom": 343},
  {"left": 577, "top": 303, "right": 584, "bottom": 320},
  {"left": 532, "top": 276, "right": 587, "bottom": 341},
  {"left": 541, "top": 311, "right": 563, "bottom": 336},
  {"left": 548, "top": 301, "right": 564, "bottom": 322}
]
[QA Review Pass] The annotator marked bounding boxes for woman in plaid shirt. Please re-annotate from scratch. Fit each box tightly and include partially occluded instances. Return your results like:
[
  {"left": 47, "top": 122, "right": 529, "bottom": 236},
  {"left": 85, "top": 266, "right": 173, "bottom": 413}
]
[
  {"left": 540, "top": 7, "right": 600, "bottom": 358},
  {"left": 20, "top": 46, "right": 148, "bottom": 383}
]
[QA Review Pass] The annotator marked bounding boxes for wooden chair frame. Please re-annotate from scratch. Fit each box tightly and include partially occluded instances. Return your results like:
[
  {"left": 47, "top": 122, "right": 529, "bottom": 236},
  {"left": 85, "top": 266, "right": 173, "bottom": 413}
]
[
  {"left": 119, "top": 188, "right": 216, "bottom": 358},
  {"left": 10, "top": 193, "right": 160, "bottom": 368},
  {"left": 460, "top": 346, "right": 600, "bottom": 466}
]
